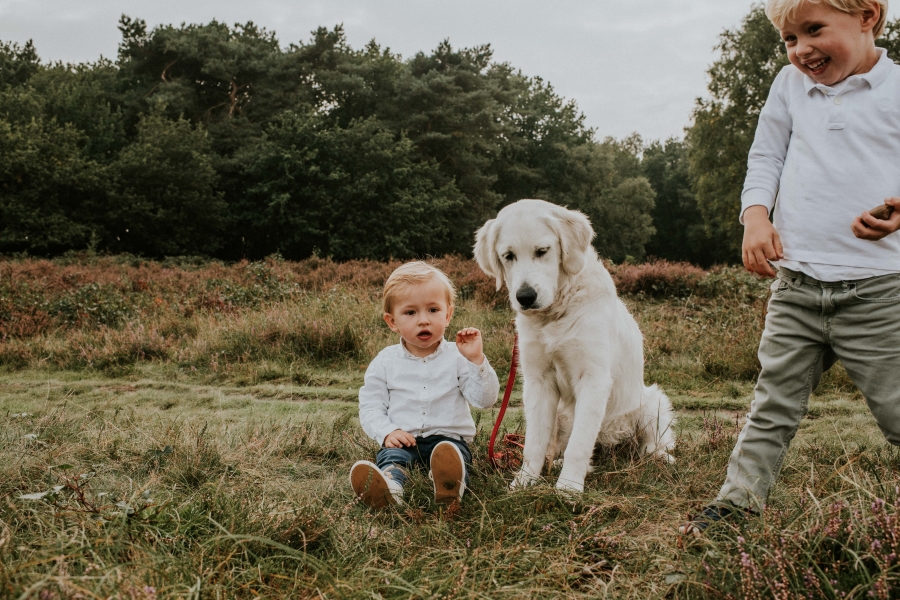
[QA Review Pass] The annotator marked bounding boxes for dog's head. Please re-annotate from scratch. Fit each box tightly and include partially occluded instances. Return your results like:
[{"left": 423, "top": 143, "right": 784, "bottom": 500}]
[{"left": 474, "top": 199, "right": 594, "bottom": 312}]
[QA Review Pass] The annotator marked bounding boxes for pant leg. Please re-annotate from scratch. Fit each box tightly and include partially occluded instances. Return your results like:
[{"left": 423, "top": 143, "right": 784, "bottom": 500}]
[
  {"left": 375, "top": 446, "right": 419, "bottom": 487},
  {"left": 829, "top": 274, "right": 900, "bottom": 445},
  {"left": 416, "top": 435, "right": 473, "bottom": 487},
  {"left": 718, "top": 271, "right": 830, "bottom": 510}
]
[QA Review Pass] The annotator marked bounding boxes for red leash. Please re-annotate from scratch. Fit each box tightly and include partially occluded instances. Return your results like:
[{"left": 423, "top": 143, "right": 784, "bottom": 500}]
[{"left": 488, "top": 334, "right": 522, "bottom": 467}]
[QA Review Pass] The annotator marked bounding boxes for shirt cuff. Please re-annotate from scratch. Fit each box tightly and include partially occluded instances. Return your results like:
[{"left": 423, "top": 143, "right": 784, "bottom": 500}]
[
  {"left": 740, "top": 188, "right": 775, "bottom": 225},
  {"left": 469, "top": 356, "right": 493, "bottom": 377}
]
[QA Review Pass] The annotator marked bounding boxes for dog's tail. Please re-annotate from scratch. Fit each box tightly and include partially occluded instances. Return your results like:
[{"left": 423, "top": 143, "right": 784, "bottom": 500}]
[{"left": 638, "top": 384, "right": 676, "bottom": 463}]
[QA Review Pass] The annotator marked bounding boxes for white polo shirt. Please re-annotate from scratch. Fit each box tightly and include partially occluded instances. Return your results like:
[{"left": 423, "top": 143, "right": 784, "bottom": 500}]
[
  {"left": 358, "top": 338, "right": 500, "bottom": 445},
  {"left": 741, "top": 48, "right": 900, "bottom": 280}
]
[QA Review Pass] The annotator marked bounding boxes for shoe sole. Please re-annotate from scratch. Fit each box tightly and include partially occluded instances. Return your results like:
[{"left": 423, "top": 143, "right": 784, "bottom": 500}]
[
  {"left": 431, "top": 442, "right": 464, "bottom": 505},
  {"left": 350, "top": 462, "right": 395, "bottom": 509}
]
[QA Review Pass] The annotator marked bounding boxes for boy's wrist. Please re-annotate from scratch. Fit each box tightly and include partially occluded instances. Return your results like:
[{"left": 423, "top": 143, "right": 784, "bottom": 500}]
[
  {"left": 743, "top": 205, "right": 770, "bottom": 225},
  {"left": 469, "top": 353, "right": 485, "bottom": 366}
]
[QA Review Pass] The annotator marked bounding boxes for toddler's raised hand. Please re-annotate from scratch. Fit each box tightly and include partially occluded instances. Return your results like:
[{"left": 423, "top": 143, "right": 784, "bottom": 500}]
[
  {"left": 384, "top": 429, "right": 416, "bottom": 448},
  {"left": 455, "top": 327, "right": 485, "bottom": 365},
  {"left": 852, "top": 197, "right": 900, "bottom": 241},
  {"left": 742, "top": 205, "right": 783, "bottom": 278}
]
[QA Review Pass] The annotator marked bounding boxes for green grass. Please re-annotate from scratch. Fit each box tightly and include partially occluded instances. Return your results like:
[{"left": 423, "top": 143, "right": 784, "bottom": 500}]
[{"left": 2, "top": 370, "right": 898, "bottom": 599}]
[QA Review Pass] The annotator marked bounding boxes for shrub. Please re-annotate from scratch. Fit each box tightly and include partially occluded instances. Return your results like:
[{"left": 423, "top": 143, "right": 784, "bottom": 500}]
[
  {"left": 699, "top": 265, "right": 772, "bottom": 302},
  {"left": 49, "top": 283, "right": 132, "bottom": 327},
  {"left": 611, "top": 259, "right": 706, "bottom": 298}
]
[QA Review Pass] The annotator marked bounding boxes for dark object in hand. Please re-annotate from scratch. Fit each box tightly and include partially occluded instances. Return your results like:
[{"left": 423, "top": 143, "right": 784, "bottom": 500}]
[{"left": 869, "top": 204, "right": 895, "bottom": 221}]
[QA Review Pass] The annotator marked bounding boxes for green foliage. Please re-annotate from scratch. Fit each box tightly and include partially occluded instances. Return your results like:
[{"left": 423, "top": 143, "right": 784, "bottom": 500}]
[
  {"left": 9, "top": 9, "right": 900, "bottom": 263},
  {"left": 29, "top": 61, "right": 125, "bottom": 161},
  {"left": 0, "top": 87, "right": 111, "bottom": 254},
  {"left": 686, "top": 5, "right": 788, "bottom": 261},
  {"left": 0, "top": 17, "right": 667, "bottom": 262},
  {"left": 108, "top": 113, "right": 226, "bottom": 257},
  {"left": 642, "top": 139, "right": 719, "bottom": 266},
  {"left": 116, "top": 16, "right": 296, "bottom": 132},
  {"left": 0, "top": 40, "right": 40, "bottom": 87},
  {"left": 238, "top": 114, "right": 464, "bottom": 260},
  {"left": 576, "top": 139, "right": 655, "bottom": 261},
  {"left": 50, "top": 283, "right": 133, "bottom": 327}
]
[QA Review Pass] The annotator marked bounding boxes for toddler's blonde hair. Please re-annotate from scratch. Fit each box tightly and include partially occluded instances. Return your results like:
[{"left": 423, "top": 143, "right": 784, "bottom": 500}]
[
  {"left": 766, "top": 0, "right": 888, "bottom": 37},
  {"left": 382, "top": 262, "right": 456, "bottom": 314}
]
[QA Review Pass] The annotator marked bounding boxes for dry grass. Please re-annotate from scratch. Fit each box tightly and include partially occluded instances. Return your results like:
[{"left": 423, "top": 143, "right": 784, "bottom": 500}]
[
  {"left": 2, "top": 254, "right": 837, "bottom": 397},
  {"left": 0, "top": 374, "right": 895, "bottom": 598},
  {"left": 0, "top": 255, "right": 887, "bottom": 598}
]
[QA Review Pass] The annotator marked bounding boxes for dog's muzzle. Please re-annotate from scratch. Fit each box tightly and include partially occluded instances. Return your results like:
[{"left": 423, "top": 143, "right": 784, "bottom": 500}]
[{"left": 515, "top": 285, "right": 539, "bottom": 310}]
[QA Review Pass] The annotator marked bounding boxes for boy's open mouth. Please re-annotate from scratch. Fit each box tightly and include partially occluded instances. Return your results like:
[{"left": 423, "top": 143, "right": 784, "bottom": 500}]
[
  {"left": 806, "top": 57, "right": 830, "bottom": 74},
  {"left": 417, "top": 331, "right": 432, "bottom": 341}
]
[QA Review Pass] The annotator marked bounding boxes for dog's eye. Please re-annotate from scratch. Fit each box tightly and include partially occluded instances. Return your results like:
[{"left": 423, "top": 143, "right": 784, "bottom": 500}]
[
  {"left": 502, "top": 252, "right": 516, "bottom": 262},
  {"left": 535, "top": 247, "right": 549, "bottom": 258}
]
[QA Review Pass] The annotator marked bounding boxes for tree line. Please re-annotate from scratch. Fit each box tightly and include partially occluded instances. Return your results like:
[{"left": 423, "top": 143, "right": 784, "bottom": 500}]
[{"left": 2, "top": 8, "right": 899, "bottom": 265}]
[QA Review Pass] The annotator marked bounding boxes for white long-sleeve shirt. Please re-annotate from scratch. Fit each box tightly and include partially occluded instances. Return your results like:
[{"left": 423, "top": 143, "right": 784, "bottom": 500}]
[
  {"left": 358, "top": 338, "right": 500, "bottom": 445},
  {"left": 741, "top": 48, "right": 900, "bottom": 280}
]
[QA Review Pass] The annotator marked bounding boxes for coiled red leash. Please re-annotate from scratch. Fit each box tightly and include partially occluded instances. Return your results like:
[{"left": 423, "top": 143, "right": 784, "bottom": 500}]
[{"left": 488, "top": 334, "right": 523, "bottom": 468}]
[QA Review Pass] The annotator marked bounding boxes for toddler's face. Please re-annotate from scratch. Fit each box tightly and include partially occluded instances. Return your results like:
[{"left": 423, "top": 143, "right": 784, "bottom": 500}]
[
  {"left": 383, "top": 279, "right": 453, "bottom": 358},
  {"left": 779, "top": 1, "right": 880, "bottom": 86}
]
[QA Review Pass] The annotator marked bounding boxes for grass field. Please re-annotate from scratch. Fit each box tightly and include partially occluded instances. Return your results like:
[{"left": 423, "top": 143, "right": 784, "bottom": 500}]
[{"left": 2, "top": 256, "right": 899, "bottom": 599}]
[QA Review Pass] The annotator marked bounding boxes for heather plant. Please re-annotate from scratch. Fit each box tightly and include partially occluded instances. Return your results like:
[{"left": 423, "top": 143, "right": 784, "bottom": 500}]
[
  {"left": 690, "top": 469, "right": 900, "bottom": 598},
  {"left": 611, "top": 259, "right": 707, "bottom": 298},
  {"left": 0, "top": 255, "right": 829, "bottom": 398}
]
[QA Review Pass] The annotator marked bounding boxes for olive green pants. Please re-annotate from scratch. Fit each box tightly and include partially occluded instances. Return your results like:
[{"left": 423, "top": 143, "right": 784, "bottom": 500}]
[{"left": 718, "top": 267, "right": 900, "bottom": 510}]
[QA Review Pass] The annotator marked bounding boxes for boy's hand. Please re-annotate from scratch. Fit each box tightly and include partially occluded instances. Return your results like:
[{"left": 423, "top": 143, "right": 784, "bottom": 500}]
[
  {"left": 384, "top": 429, "right": 416, "bottom": 448},
  {"left": 742, "top": 205, "right": 783, "bottom": 278},
  {"left": 852, "top": 198, "right": 900, "bottom": 241},
  {"left": 455, "top": 327, "right": 485, "bottom": 365}
]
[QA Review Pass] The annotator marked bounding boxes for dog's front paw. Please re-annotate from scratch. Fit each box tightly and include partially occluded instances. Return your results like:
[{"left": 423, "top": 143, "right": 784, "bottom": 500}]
[
  {"left": 510, "top": 470, "right": 540, "bottom": 490},
  {"left": 554, "top": 477, "right": 585, "bottom": 494},
  {"left": 659, "top": 452, "right": 676, "bottom": 464}
]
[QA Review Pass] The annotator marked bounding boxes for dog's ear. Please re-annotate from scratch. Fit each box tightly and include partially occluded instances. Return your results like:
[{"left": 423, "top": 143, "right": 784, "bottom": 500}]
[
  {"left": 474, "top": 218, "right": 504, "bottom": 290},
  {"left": 553, "top": 207, "right": 594, "bottom": 275}
]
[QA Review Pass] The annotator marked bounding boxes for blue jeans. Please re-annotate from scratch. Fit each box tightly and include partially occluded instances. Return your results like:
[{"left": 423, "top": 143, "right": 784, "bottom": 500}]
[{"left": 375, "top": 435, "right": 472, "bottom": 488}]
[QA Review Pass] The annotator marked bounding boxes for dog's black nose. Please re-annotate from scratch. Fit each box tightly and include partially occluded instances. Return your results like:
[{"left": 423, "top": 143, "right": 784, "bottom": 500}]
[{"left": 516, "top": 285, "right": 538, "bottom": 309}]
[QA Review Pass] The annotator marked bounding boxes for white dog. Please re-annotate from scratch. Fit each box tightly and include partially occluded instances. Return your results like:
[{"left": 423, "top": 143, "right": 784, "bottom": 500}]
[{"left": 474, "top": 199, "right": 676, "bottom": 493}]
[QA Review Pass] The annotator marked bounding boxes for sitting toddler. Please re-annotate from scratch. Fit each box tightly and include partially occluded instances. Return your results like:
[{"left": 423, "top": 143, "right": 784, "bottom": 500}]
[{"left": 350, "top": 261, "right": 500, "bottom": 507}]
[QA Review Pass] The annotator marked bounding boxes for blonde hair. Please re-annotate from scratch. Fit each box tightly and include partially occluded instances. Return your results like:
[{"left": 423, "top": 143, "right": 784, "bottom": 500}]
[
  {"left": 766, "top": 0, "right": 888, "bottom": 37},
  {"left": 382, "top": 261, "right": 456, "bottom": 314}
]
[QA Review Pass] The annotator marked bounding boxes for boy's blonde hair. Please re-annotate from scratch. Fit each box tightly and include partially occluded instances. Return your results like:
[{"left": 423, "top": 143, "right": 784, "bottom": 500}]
[
  {"left": 382, "top": 262, "right": 456, "bottom": 314},
  {"left": 767, "top": 0, "right": 888, "bottom": 37}
]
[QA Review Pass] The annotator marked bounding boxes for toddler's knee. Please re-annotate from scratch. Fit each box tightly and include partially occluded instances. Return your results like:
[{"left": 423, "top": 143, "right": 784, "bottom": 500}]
[{"left": 375, "top": 447, "right": 414, "bottom": 468}]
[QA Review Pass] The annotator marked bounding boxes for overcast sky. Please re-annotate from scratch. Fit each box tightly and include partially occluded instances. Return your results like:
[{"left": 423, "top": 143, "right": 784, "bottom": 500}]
[{"left": 3, "top": 1, "right": 900, "bottom": 141}]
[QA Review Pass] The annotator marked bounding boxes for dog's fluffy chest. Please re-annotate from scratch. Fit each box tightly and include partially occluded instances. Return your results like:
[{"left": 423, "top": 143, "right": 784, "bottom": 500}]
[{"left": 518, "top": 319, "right": 587, "bottom": 398}]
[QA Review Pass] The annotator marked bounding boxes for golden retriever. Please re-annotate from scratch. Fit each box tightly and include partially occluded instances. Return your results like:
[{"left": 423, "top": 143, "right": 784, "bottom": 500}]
[{"left": 475, "top": 199, "right": 676, "bottom": 492}]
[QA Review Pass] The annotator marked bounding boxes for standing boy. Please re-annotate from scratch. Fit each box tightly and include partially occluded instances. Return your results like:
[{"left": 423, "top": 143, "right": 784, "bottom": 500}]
[
  {"left": 350, "top": 262, "right": 500, "bottom": 508},
  {"left": 682, "top": 0, "right": 900, "bottom": 535}
]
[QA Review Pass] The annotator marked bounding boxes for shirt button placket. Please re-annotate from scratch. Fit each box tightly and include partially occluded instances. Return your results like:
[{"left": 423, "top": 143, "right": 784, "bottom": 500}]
[{"left": 422, "top": 358, "right": 427, "bottom": 427}]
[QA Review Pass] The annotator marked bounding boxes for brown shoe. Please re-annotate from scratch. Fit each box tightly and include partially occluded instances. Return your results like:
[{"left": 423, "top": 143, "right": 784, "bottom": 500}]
[
  {"left": 349, "top": 461, "right": 403, "bottom": 509},
  {"left": 430, "top": 441, "right": 466, "bottom": 505}
]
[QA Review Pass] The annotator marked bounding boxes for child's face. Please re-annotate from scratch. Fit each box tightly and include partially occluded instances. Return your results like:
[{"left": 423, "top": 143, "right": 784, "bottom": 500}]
[
  {"left": 383, "top": 279, "right": 453, "bottom": 358},
  {"left": 779, "top": 1, "right": 880, "bottom": 86}
]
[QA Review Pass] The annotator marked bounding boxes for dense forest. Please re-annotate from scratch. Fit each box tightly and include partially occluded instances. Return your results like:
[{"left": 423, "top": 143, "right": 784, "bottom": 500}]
[{"left": 2, "top": 8, "right": 900, "bottom": 265}]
